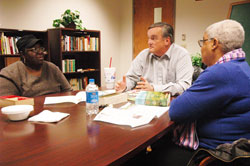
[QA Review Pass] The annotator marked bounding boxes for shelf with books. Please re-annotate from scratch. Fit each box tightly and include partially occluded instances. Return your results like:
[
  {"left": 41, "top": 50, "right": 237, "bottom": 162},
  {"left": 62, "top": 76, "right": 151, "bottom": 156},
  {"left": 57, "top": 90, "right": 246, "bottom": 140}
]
[
  {"left": 48, "top": 28, "right": 101, "bottom": 89},
  {"left": 61, "top": 34, "right": 99, "bottom": 52},
  {"left": 0, "top": 28, "right": 48, "bottom": 70},
  {"left": 68, "top": 76, "right": 88, "bottom": 91},
  {"left": 63, "top": 69, "right": 100, "bottom": 75}
]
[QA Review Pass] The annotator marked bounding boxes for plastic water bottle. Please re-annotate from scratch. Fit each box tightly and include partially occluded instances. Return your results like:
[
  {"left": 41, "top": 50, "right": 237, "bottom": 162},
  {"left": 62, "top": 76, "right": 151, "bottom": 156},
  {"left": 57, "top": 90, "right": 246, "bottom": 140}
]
[{"left": 86, "top": 78, "right": 99, "bottom": 115}]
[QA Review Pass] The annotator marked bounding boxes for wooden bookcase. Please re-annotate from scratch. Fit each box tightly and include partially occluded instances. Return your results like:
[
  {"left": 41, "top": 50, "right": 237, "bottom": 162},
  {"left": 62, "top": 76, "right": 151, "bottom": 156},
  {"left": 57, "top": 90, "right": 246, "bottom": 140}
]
[
  {"left": 0, "top": 28, "right": 48, "bottom": 70},
  {"left": 48, "top": 28, "right": 101, "bottom": 90}
]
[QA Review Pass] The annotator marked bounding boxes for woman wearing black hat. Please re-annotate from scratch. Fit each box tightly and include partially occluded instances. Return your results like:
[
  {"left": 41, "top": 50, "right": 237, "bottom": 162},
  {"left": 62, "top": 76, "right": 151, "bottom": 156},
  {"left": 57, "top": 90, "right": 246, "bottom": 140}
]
[{"left": 0, "top": 35, "right": 72, "bottom": 97}]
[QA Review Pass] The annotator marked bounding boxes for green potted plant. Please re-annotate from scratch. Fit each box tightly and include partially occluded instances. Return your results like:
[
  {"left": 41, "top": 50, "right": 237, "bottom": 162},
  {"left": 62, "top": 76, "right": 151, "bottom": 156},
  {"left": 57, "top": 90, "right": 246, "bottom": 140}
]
[
  {"left": 53, "top": 9, "right": 85, "bottom": 30},
  {"left": 191, "top": 52, "right": 202, "bottom": 68},
  {"left": 191, "top": 52, "right": 203, "bottom": 82}
]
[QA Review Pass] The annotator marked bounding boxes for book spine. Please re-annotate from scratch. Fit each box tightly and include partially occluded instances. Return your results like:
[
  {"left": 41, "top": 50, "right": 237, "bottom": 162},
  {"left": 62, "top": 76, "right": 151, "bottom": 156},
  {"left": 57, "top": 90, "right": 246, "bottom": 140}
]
[
  {"left": 0, "top": 33, "right": 2, "bottom": 55},
  {"left": 8, "top": 37, "right": 14, "bottom": 54},
  {"left": 62, "top": 60, "right": 64, "bottom": 72},
  {"left": 73, "top": 59, "right": 75, "bottom": 72},
  {"left": 61, "top": 35, "right": 65, "bottom": 51}
]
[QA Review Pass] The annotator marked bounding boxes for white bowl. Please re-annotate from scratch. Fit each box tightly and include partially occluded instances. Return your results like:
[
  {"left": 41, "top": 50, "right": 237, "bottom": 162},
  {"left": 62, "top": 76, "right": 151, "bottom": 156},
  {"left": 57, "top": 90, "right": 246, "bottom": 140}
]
[{"left": 1, "top": 105, "right": 34, "bottom": 121}]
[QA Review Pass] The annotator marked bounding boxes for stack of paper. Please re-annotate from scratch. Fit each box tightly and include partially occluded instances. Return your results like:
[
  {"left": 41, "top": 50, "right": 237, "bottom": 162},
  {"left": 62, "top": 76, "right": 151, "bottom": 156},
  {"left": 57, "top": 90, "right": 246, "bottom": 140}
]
[{"left": 94, "top": 104, "right": 169, "bottom": 128}]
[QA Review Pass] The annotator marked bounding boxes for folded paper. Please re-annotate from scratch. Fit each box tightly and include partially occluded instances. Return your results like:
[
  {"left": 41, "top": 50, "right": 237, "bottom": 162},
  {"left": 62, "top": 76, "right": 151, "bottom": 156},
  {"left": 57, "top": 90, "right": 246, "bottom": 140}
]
[{"left": 28, "top": 110, "right": 70, "bottom": 123}]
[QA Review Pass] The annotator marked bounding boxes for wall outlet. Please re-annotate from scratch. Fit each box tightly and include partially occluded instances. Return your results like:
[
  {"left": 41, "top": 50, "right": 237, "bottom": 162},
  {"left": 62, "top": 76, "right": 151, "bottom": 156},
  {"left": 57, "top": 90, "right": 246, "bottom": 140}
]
[{"left": 182, "top": 34, "right": 186, "bottom": 41}]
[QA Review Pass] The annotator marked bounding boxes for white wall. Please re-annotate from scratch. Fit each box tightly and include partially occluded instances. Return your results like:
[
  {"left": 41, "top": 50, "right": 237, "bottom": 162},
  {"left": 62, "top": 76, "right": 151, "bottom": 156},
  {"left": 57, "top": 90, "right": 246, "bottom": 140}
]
[
  {"left": 175, "top": 0, "right": 242, "bottom": 55},
  {"left": 119, "top": 0, "right": 133, "bottom": 79},
  {"left": 0, "top": 0, "right": 243, "bottom": 85},
  {"left": 0, "top": 0, "right": 133, "bottom": 86}
]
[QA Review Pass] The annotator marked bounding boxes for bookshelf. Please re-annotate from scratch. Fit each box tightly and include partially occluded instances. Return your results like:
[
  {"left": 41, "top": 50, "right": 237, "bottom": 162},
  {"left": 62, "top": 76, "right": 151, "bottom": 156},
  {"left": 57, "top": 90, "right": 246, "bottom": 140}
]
[
  {"left": 0, "top": 28, "right": 48, "bottom": 70},
  {"left": 48, "top": 28, "right": 101, "bottom": 90}
]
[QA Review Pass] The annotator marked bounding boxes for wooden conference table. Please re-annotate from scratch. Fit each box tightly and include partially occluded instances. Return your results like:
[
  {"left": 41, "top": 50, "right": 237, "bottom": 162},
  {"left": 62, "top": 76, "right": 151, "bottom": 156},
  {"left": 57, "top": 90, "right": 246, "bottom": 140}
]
[{"left": 0, "top": 91, "right": 173, "bottom": 166}]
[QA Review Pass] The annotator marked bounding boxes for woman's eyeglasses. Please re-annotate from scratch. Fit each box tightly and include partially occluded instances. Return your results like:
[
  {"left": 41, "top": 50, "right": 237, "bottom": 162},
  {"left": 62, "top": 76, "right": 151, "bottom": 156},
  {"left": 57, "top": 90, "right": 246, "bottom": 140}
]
[
  {"left": 26, "top": 47, "right": 47, "bottom": 54},
  {"left": 198, "top": 38, "right": 214, "bottom": 47}
]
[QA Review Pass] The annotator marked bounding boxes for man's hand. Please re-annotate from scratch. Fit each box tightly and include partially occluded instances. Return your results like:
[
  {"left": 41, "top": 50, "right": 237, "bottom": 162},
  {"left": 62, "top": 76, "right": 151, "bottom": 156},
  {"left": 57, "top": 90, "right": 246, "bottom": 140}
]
[
  {"left": 135, "top": 77, "right": 154, "bottom": 91},
  {"left": 115, "top": 75, "right": 127, "bottom": 93}
]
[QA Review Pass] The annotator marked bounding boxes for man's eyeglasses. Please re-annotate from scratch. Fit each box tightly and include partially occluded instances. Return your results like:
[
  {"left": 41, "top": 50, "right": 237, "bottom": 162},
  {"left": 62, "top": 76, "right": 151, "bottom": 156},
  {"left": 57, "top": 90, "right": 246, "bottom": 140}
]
[
  {"left": 26, "top": 47, "right": 46, "bottom": 54},
  {"left": 198, "top": 38, "right": 214, "bottom": 47}
]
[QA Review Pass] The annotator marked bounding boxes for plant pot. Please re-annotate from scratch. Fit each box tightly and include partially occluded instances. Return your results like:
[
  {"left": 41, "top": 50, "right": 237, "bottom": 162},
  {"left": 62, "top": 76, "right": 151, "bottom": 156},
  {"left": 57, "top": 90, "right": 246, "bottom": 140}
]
[
  {"left": 192, "top": 66, "right": 203, "bottom": 83},
  {"left": 65, "top": 22, "right": 76, "bottom": 29}
]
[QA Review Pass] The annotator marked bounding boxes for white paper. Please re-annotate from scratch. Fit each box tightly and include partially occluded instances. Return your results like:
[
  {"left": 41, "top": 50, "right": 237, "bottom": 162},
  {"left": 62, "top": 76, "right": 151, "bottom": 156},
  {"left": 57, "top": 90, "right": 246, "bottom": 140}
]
[
  {"left": 44, "top": 90, "right": 116, "bottom": 105},
  {"left": 98, "top": 89, "right": 116, "bottom": 97},
  {"left": 28, "top": 110, "right": 70, "bottom": 123},
  {"left": 44, "top": 91, "right": 86, "bottom": 104},
  {"left": 119, "top": 102, "right": 132, "bottom": 109},
  {"left": 94, "top": 105, "right": 169, "bottom": 128}
]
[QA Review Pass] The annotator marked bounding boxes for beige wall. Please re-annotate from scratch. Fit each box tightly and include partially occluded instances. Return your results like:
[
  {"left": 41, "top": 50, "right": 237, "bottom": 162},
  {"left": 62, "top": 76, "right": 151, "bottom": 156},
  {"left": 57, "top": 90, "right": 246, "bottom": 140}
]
[
  {"left": 175, "top": 0, "right": 242, "bottom": 55},
  {"left": 0, "top": 0, "right": 243, "bottom": 85}
]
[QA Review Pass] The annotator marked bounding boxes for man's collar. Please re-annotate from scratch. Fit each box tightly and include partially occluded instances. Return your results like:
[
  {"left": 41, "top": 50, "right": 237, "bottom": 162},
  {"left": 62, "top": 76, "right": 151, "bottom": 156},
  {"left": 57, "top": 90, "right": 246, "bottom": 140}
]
[
  {"left": 151, "top": 43, "right": 174, "bottom": 59},
  {"left": 165, "top": 43, "right": 174, "bottom": 58}
]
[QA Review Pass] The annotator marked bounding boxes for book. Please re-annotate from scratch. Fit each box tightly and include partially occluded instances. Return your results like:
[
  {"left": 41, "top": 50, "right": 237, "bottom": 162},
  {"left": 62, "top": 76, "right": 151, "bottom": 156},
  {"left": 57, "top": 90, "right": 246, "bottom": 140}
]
[
  {"left": 8, "top": 37, "right": 13, "bottom": 54},
  {"left": 0, "top": 95, "right": 34, "bottom": 107},
  {"left": 69, "top": 78, "right": 79, "bottom": 91},
  {"left": 43, "top": 90, "right": 126, "bottom": 105},
  {"left": 99, "top": 92, "right": 127, "bottom": 106},
  {"left": 135, "top": 91, "right": 171, "bottom": 107},
  {"left": 94, "top": 104, "right": 169, "bottom": 128}
]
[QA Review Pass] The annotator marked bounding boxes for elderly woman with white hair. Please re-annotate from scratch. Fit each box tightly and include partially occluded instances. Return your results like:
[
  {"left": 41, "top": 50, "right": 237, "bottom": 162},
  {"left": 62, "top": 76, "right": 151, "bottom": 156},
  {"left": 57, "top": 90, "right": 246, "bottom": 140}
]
[
  {"left": 167, "top": 19, "right": 250, "bottom": 165},
  {"left": 125, "top": 19, "right": 250, "bottom": 166}
]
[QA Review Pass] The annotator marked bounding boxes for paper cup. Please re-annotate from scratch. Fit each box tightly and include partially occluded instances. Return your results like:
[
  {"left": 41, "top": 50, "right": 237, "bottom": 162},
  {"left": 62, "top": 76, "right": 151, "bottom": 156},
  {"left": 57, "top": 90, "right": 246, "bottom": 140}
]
[{"left": 104, "top": 67, "right": 116, "bottom": 89}]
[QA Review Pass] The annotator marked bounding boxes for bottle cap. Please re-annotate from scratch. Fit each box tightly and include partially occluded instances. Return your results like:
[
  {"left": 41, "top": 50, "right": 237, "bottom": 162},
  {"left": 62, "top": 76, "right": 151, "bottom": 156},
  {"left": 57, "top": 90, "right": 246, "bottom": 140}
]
[{"left": 89, "top": 78, "right": 95, "bottom": 83}]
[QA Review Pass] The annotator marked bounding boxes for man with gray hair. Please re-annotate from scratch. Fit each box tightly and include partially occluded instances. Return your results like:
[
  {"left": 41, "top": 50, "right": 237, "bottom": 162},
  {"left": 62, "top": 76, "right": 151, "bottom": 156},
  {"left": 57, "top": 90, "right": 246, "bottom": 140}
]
[{"left": 115, "top": 22, "right": 193, "bottom": 96}]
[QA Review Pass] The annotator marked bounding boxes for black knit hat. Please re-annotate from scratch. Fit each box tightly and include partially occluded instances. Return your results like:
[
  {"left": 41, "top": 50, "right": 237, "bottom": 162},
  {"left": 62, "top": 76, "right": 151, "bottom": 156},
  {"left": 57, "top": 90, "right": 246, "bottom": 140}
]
[{"left": 16, "top": 35, "right": 43, "bottom": 52}]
